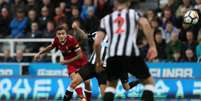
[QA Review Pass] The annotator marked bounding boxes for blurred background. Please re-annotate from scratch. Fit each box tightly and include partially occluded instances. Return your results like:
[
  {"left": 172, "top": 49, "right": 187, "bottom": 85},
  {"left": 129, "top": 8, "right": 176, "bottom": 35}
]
[{"left": 0, "top": 0, "right": 201, "bottom": 100}]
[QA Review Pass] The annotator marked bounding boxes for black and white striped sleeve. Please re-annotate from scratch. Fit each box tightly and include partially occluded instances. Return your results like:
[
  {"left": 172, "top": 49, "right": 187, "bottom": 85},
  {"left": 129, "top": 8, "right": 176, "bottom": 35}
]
[
  {"left": 99, "top": 18, "right": 106, "bottom": 34},
  {"left": 134, "top": 11, "right": 142, "bottom": 22}
]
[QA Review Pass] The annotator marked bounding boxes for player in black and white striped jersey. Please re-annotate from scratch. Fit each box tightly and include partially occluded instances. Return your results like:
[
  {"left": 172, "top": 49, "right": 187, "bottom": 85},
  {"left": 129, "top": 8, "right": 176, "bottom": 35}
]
[
  {"left": 63, "top": 31, "right": 140, "bottom": 101},
  {"left": 94, "top": 0, "right": 157, "bottom": 101}
]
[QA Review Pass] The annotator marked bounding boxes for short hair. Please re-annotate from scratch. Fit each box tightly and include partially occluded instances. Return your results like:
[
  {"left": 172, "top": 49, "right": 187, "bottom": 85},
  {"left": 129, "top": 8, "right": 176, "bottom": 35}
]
[{"left": 55, "top": 25, "right": 66, "bottom": 32}]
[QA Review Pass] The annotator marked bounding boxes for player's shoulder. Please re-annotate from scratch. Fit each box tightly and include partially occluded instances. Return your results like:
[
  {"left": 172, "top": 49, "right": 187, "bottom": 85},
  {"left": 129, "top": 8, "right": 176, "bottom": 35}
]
[
  {"left": 53, "top": 36, "right": 59, "bottom": 42},
  {"left": 66, "top": 35, "right": 78, "bottom": 42}
]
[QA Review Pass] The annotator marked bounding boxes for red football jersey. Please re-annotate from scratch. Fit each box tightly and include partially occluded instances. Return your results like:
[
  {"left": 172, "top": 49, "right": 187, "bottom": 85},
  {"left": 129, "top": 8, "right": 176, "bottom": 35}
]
[{"left": 52, "top": 35, "right": 88, "bottom": 68}]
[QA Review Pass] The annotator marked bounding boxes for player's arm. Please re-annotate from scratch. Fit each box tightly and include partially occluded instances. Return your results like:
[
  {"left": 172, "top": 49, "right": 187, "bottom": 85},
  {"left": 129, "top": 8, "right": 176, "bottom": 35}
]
[
  {"left": 94, "top": 31, "right": 105, "bottom": 72},
  {"left": 138, "top": 17, "right": 157, "bottom": 60},
  {"left": 60, "top": 45, "right": 82, "bottom": 64},
  {"left": 72, "top": 22, "right": 88, "bottom": 39},
  {"left": 34, "top": 44, "right": 54, "bottom": 60}
]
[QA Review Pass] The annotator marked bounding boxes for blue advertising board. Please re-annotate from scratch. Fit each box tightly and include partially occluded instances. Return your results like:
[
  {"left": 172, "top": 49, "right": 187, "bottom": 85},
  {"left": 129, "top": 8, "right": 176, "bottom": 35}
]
[
  {"left": 0, "top": 64, "right": 21, "bottom": 76},
  {"left": 29, "top": 63, "right": 68, "bottom": 76},
  {"left": 28, "top": 63, "right": 201, "bottom": 78},
  {"left": 0, "top": 76, "right": 201, "bottom": 100},
  {"left": 147, "top": 63, "right": 201, "bottom": 78}
]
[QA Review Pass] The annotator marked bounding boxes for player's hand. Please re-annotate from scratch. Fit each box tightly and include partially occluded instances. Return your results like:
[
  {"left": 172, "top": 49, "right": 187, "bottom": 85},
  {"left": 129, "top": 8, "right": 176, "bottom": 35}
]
[
  {"left": 34, "top": 53, "right": 40, "bottom": 61},
  {"left": 72, "top": 22, "right": 79, "bottom": 30},
  {"left": 147, "top": 46, "right": 157, "bottom": 60},
  {"left": 95, "top": 61, "right": 104, "bottom": 73},
  {"left": 60, "top": 60, "right": 68, "bottom": 64}
]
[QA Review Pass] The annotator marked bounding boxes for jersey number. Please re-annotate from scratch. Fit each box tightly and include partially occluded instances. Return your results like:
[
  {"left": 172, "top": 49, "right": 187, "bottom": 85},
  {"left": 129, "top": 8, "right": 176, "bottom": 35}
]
[{"left": 114, "top": 16, "right": 125, "bottom": 34}]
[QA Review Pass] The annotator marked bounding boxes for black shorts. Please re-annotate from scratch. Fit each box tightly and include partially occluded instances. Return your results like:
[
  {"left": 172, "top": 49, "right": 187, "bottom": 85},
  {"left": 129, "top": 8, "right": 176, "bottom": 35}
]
[
  {"left": 106, "top": 56, "right": 151, "bottom": 81},
  {"left": 78, "top": 63, "right": 107, "bottom": 85}
]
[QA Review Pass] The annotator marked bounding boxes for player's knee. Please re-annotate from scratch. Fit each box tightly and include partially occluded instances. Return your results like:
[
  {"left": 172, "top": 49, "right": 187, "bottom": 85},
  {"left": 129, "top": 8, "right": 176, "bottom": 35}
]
[
  {"left": 108, "top": 80, "right": 118, "bottom": 87},
  {"left": 71, "top": 75, "right": 82, "bottom": 88},
  {"left": 141, "top": 76, "right": 154, "bottom": 85},
  {"left": 84, "top": 80, "right": 91, "bottom": 87},
  {"left": 122, "top": 84, "right": 130, "bottom": 91}
]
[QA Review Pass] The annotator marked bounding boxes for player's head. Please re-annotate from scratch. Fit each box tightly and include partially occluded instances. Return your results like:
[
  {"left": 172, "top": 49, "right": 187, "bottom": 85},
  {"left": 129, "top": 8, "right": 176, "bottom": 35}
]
[
  {"left": 56, "top": 25, "right": 67, "bottom": 43},
  {"left": 115, "top": 0, "right": 131, "bottom": 9}
]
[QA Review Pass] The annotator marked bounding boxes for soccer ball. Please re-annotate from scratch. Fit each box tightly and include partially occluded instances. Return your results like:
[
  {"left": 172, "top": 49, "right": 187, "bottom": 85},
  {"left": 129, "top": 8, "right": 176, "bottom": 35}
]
[{"left": 184, "top": 10, "right": 199, "bottom": 25}]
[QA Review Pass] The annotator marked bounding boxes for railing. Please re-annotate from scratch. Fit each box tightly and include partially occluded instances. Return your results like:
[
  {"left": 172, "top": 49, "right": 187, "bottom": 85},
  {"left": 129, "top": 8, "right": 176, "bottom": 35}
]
[{"left": 0, "top": 38, "right": 62, "bottom": 63}]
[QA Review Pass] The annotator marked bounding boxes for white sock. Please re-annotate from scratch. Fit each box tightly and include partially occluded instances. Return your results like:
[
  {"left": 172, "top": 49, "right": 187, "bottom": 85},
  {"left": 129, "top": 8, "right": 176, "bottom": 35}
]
[
  {"left": 144, "top": 84, "right": 154, "bottom": 92},
  {"left": 67, "top": 86, "right": 74, "bottom": 92},
  {"left": 105, "top": 87, "right": 116, "bottom": 94}
]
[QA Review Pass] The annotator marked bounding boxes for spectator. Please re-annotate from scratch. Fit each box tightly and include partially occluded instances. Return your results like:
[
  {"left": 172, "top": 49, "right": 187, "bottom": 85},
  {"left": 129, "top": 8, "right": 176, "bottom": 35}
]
[
  {"left": 43, "top": 21, "right": 55, "bottom": 38},
  {"left": 196, "top": 33, "right": 201, "bottom": 60},
  {"left": 183, "top": 31, "right": 197, "bottom": 52},
  {"left": 145, "top": 9, "right": 157, "bottom": 22},
  {"left": 195, "top": 0, "right": 201, "bottom": 12},
  {"left": 154, "top": 29, "right": 167, "bottom": 61},
  {"left": 24, "top": 22, "right": 43, "bottom": 52},
  {"left": 81, "top": 0, "right": 96, "bottom": 21},
  {"left": 161, "top": 7, "right": 176, "bottom": 29},
  {"left": 66, "top": 0, "right": 82, "bottom": 11},
  {"left": 166, "top": 31, "right": 183, "bottom": 60},
  {"left": 162, "top": 21, "right": 179, "bottom": 43},
  {"left": 10, "top": 0, "right": 26, "bottom": 17},
  {"left": 59, "top": 1, "right": 67, "bottom": 14},
  {"left": 95, "top": 0, "right": 108, "bottom": 19},
  {"left": 25, "top": 0, "right": 39, "bottom": 12},
  {"left": 165, "top": 0, "right": 178, "bottom": 14},
  {"left": 40, "top": 0, "right": 54, "bottom": 17},
  {"left": 33, "top": 46, "right": 51, "bottom": 62},
  {"left": 38, "top": 6, "right": 51, "bottom": 31},
  {"left": 25, "top": 22, "right": 42, "bottom": 38},
  {"left": 0, "top": 0, "right": 9, "bottom": 10},
  {"left": 0, "top": 49, "right": 12, "bottom": 62},
  {"left": 54, "top": 7, "right": 67, "bottom": 26},
  {"left": 176, "top": 0, "right": 192, "bottom": 18},
  {"left": 12, "top": 49, "right": 28, "bottom": 62},
  {"left": 10, "top": 8, "right": 28, "bottom": 38},
  {"left": 69, "top": 6, "right": 82, "bottom": 25},
  {"left": 150, "top": 18, "right": 163, "bottom": 33},
  {"left": 83, "top": 6, "right": 99, "bottom": 34},
  {"left": 172, "top": 51, "right": 183, "bottom": 62},
  {"left": 27, "top": 9, "right": 38, "bottom": 32},
  {"left": 0, "top": 7, "right": 11, "bottom": 38},
  {"left": 184, "top": 48, "right": 197, "bottom": 62}
]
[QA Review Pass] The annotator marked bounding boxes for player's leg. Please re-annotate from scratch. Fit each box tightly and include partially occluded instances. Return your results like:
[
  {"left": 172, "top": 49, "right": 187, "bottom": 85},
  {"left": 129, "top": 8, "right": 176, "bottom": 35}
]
[
  {"left": 65, "top": 66, "right": 85, "bottom": 100},
  {"left": 96, "top": 69, "right": 107, "bottom": 96},
  {"left": 140, "top": 76, "right": 154, "bottom": 101},
  {"left": 120, "top": 73, "right": 140, "bottom": 91},
  {"left": 127, "top": 56, "right": 154, "bottom": 101},
  {"left": 78, "top": 63, "right": 98, "bottom": 101},
  {"left": 63, "top": 72, "right": 83, "bottom": 101},
  {"left": 71, "top": 72, "right": 86, "bottom": 100},
  {"left": 84, "top": 80, "right": 92, "bottom": 101},
  {"left": 103, "top": 57, "right": 122, "bottom": 101},
  {"left": 120, "top": 73, "right": 130, "bottom": 91}
]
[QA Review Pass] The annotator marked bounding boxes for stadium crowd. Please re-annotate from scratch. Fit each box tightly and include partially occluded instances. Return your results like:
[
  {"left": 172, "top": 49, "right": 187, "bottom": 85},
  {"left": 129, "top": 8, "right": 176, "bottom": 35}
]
[{"left": 0, "top": 0, "right": 201, "bottom": 62}]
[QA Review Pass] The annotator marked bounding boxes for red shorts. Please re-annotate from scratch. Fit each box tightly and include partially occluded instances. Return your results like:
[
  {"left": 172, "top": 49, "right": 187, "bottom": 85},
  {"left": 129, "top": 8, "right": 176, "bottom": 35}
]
[{"left": 67, "top": 65, "right": 79, "bottom": 75}]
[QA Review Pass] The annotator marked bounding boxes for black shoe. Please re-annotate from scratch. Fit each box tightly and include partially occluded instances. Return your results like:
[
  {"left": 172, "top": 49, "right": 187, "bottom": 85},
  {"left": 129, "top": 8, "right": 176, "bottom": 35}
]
[{"left": 63, "top": 90, "right": 73, "bottom": 101}]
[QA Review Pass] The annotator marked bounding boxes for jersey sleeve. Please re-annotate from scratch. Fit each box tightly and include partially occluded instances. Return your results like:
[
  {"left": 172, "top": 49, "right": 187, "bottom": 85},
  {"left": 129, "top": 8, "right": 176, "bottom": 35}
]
[
  {"left": 98, "top": 18, "right": 106, "bottom": 34},
  {"left": 134, "top": 11, "right": 142, "bottom": 22},
  {"left": 70, "top": 36, "right": 81, "bottom": 52},
  {"left": 52, "top": 37, "right": 57, "bottom": 48}
]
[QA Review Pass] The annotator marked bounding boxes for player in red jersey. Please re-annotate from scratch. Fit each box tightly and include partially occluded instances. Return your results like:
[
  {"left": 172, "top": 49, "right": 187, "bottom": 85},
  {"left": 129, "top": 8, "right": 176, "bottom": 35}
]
[{"left": 34, "top": 25, "right": 91, "bottom": 101}]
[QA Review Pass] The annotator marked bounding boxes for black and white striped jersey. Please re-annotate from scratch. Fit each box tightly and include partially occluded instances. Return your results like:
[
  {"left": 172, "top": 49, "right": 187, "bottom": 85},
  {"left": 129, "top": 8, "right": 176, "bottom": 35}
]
[
  {"left": 99, "top": 9, "right": 141, "bottom": 58},
  {"left": 89, "top": 33, "right": 108, "bottom": 67}
]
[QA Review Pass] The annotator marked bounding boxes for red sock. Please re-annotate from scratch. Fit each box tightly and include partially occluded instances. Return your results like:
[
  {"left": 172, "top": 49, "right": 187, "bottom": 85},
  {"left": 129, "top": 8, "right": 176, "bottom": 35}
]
[
  {"left": 84, "top": 90, "right": 92, "bottom": 101},
  {"left": 75, "top": 87, "right": 84, "bottom": 98}
]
